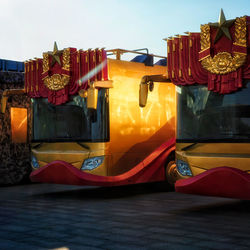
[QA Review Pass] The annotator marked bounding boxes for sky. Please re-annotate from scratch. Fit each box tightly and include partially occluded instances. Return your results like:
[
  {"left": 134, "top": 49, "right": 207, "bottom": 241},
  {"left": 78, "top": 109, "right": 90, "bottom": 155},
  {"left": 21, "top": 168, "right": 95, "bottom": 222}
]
[{"left": 0, "top": 0, "right": 250, "bottom": 62}]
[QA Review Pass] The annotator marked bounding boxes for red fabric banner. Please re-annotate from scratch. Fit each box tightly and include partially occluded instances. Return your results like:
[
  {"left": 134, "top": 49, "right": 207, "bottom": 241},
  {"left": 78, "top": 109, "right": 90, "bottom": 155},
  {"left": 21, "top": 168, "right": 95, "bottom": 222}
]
[
  {"left": 89, "top": 50, "right": 96, "bottom": 82},
  {"left": 168, "top": 16, "right": 250, "bottom": 94},
  {"left": 189, "top": 33, "right": 208, "bottom": 84},
  {"left": 180, "top": 36, "right": 196, "bottom": 84},
  {"left": 24, "top": 62, "right": 28, "bottom": 93},
  {"left": 168, "top": 34, "right": 207, "bottom": 86},
  {"left": 102, "top": 49, "right": 108, "bottom": 81},
  {"left": 96, "top": 49, "right": 102, "bottom": 81},
  {"left": 79, "top": 50, "right": 89, "bottom": 89},
  {"left": 25, "top": 48, "right": 109, "bottom": 105}
]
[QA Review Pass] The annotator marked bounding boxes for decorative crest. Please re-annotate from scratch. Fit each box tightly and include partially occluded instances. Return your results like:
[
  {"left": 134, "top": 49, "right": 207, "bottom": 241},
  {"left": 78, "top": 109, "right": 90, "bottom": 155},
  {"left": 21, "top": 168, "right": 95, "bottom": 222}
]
[{"left": 199, "top": 11, "right": 247, "bottom": 75}]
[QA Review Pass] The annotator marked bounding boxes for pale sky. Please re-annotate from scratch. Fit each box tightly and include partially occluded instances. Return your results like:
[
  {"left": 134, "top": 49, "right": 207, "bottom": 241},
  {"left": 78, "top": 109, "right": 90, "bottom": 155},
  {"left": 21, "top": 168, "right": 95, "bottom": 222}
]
[{"left": 1, "top": 0, "right": 249, "bottom": 62}]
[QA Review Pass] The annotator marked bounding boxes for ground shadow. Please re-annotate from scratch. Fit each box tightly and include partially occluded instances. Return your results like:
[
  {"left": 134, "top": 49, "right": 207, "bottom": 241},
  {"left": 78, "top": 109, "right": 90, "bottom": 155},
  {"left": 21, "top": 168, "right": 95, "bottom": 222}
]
[
  {"left": 32, "top": 181, "right": 173, "bottom": 200},
  {"left": 172, "top": 198, "right": 250, "bottom": 216}
]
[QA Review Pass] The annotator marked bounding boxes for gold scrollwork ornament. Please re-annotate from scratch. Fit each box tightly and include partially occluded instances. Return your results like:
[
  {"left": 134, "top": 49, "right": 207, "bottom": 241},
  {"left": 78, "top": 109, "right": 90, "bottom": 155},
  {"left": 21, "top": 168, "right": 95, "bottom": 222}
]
[
  {"left": 44, "top": 74, "right": 70, "bottom": 91},
  {"left": 62, "top": 48, "right": 70, "bottom": 71},
  {"left": 42, "top": 53, "right": 49, "bottom": 73},
  {"left": 201, "top": 52, "right": 246, "bottom": 75}
]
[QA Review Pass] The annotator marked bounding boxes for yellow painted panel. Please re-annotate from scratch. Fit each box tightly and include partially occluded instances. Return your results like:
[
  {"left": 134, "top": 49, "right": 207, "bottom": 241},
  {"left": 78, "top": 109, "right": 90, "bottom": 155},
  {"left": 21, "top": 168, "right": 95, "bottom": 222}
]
[
  {"left": 176, "top": 143, "right": 250, "bottom": 175},
  {"left": 11, "top": 107, "right": 27, "bottom": 143},
  {"left": 108, "top": 59, "right": 176, "bottom": 175},
  {"left": 32, "top": 142, "right": 109, "bottom": 176}
]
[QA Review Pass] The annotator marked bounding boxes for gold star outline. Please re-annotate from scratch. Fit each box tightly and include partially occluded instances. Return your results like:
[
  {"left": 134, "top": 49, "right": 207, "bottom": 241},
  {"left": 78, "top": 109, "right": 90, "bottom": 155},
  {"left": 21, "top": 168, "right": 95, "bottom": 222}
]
[
  {"left": 48, "top": 42, "right": 63, "bottom": 67},
  {"left": 209, "top": 9, "right": 235, "bottom": 44}
]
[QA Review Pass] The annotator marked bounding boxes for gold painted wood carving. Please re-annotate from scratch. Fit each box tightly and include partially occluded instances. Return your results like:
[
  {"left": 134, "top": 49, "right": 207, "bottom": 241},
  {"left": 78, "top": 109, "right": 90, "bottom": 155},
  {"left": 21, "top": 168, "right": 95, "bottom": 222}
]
[
  {"left": 201, "top": 51, "right": 246, "bottom": 75},
  {"left": 42, "top": 53, "right": 49, "bottom": 73},
  {"left": 62, "top": 48, "right": 70, "bottom": 71},
  {"left": 42, "top": 48, "right": 70, "bottom": 91},
  {"left": 200, "top": 16, "right": 247, "bottom": 75},
  {"left": 43, "top": 74, "right": 70, "bottom": 91},
  {"left": 200, "top": 24, "right": 210, "bottom": 51}
]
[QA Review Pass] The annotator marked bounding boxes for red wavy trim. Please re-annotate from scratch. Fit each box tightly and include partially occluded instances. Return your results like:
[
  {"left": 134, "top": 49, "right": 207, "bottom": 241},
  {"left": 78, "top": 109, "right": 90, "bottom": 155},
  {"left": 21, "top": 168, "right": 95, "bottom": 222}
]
[
  {"left": 175, "top": 166, "right": 250, "bottom": 200},
  {"left": 30, "top": 137, "right": 175, "bottom": 186}
]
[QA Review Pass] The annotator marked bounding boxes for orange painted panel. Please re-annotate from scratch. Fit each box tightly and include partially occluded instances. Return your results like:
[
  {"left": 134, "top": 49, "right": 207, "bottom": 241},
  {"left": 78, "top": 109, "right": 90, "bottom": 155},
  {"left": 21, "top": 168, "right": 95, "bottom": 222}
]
[{"left": 11, "top": 107, "right": 27, "bottom": 143}]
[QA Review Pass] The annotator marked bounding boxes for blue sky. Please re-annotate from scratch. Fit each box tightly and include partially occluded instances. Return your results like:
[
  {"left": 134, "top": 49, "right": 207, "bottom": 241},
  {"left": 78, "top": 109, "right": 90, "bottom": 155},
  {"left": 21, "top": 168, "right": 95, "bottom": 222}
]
[{"left": 1, "top": 0, "right": 249, "bottom": 61}]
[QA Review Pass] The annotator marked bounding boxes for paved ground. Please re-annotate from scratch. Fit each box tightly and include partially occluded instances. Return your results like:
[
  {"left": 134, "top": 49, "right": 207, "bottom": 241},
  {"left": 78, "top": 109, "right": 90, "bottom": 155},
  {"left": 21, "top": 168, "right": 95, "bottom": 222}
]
[{"left": 0, "top": 182, "right": 250, "bottom": 250}]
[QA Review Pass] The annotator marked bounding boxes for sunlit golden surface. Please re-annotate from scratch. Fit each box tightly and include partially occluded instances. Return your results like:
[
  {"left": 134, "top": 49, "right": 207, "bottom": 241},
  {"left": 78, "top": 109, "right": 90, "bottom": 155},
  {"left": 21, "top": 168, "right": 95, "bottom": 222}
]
[
  {"left": 32, "top": 58, "right": 176, "bottom": 176},
  {"left": 11, "top": 107, "right": 27, "bottom": 143},
  {"left": 107, "top": 59, "right": 176, "bottom": 175},
  {"left": 176, "top": 143, "right": 250, "bottom": 177}
]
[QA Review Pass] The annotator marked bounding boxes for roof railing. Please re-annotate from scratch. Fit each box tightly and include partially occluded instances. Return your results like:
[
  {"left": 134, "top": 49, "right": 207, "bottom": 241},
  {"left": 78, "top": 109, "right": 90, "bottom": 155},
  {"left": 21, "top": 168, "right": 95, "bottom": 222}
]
[{"left": 106, "top": 48, "right": 166, "bottom": 60}]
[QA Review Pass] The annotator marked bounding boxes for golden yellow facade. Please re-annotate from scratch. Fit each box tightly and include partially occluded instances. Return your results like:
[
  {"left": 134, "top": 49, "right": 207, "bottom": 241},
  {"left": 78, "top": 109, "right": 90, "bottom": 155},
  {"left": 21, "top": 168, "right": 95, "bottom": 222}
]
[
  {"left": 176, "top": 143, "right": 250, "bottom": 179},
  {"left": 107, "top": 59, "right": 175, "bottom": 175}
]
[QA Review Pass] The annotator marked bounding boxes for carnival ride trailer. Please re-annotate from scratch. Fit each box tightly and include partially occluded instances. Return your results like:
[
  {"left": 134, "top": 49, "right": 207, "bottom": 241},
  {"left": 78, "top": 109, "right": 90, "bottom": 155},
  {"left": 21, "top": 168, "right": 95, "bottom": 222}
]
[
  {"left": 140, "top": 10, "right": 250, "bottom": 199},
  {"left": 169, "top": 11, "right": 250, "bottom": 199},
  {"left": 2, "top": 46, "right": 176, "bottom": 186}
]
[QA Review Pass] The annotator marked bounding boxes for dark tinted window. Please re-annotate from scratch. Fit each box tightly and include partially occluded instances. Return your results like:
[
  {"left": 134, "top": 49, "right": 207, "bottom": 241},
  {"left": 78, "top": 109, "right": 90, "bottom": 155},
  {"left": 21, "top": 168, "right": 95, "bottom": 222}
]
[
  {"left": 177, "top": 80, "right": 250, "bottom": 141},
  {"left": 32, "top": 89, "right": 109, "bottom": 142}
]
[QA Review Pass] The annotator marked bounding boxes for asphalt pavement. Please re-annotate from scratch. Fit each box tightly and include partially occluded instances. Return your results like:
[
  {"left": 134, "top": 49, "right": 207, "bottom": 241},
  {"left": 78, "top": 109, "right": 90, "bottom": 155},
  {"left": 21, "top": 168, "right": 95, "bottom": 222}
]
[{"left": 0, "top": 182, "right": 250, "bottom": 250}]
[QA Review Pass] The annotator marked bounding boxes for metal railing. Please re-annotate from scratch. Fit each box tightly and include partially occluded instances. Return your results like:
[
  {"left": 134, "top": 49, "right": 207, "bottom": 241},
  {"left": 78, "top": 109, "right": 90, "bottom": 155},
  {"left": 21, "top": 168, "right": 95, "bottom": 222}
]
[{"left": 106, "top": 48, "right": 166, "bottom": 60}]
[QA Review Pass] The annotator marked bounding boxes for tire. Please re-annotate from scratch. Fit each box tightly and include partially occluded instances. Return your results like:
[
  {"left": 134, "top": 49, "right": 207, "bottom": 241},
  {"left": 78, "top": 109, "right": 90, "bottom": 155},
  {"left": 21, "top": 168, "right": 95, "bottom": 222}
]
[{"left": 165, "top": 153, "right": 177, "bottom": 190}]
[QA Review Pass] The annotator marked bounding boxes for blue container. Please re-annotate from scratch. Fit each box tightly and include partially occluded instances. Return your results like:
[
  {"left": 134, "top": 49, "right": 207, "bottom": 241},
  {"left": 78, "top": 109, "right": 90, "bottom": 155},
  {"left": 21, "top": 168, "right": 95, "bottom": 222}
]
[
  {"left": 0, "top": 59, "right": 24, "bottom": 72},
  {"left": 154, "top": 59, "right": 167, "bottom": 66},
  {"left": 131, "top": 54, "right": 154, "bottom": 66}
]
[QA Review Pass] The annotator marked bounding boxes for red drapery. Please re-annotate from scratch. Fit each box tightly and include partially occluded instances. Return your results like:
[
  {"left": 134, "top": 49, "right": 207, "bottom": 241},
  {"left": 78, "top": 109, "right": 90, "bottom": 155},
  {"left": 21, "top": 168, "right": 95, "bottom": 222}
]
[
  {"left": 167, "top": 16, "right": 250, "bottom": 94},
  {"left": 25, "top": 48, "right": 108, "bottom": 105}
]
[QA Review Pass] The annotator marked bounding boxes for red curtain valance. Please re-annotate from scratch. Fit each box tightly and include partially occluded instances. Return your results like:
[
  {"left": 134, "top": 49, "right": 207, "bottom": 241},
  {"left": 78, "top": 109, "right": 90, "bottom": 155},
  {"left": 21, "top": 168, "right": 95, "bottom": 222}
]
[
  {"left": 167, "top": 16, "right": 250, "bottom": 94},
  {"left": 25, "top": 48, "right": 108, "bottom": 105}
]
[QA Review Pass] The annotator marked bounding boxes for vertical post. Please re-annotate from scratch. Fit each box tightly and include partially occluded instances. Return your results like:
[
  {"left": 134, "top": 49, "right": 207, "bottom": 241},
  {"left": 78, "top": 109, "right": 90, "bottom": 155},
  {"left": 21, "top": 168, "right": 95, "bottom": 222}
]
[{"left": 115, "top": 49, "right": 121, "bottom": 60}]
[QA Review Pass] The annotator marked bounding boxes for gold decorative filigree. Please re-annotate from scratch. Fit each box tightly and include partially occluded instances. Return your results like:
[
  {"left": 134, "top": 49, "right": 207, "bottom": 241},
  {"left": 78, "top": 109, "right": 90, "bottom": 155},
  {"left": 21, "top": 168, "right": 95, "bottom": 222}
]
[
  {"left": 234, "top": 16, "right": 247, "bottom": 47},
  {"left": 42, "top": 53, "right": 49, "bottom": 73},
  {"left": 62, "top": 48, "right": 70, "bottom": 71},
  {"left": 200, "top": 16, "right": 247, "bottom": 75},
  {"left": 201, "top": 52, "right": 246, "bottom": 74},
  {"left": 43, "top": 74, "right": 70, "bottom": 91},
  {"left": 200, "top": 24, "right": 210, "bottom": 51}
]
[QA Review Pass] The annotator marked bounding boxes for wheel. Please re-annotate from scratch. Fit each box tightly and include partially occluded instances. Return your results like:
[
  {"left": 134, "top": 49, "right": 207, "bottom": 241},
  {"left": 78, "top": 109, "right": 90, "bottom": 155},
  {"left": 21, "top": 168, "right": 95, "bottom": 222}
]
[{"left": 165, "top": 154, "right": 178, "bottom": 189}]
